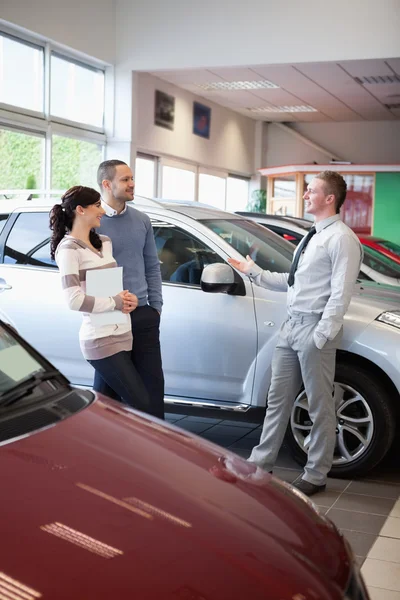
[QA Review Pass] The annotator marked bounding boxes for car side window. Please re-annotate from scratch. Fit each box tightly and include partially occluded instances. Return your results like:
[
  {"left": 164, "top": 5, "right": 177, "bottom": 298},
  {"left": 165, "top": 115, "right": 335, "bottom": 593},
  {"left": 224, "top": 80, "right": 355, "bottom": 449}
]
[
  {"left": 151, "top": 219, "right": 224, "bottom": 286},
  {"left": 266, "top": 224, "right": 303, "bottom": 246},
  {"left": 3, "top": 212, "right": 57, "bottom": 269}
]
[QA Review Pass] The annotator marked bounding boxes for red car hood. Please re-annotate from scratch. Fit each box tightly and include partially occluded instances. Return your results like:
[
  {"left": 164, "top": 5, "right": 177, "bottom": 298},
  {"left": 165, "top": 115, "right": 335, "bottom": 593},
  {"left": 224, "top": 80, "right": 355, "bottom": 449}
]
[{"left": 0, "top": 395, "right": 351, "bottom": 599}]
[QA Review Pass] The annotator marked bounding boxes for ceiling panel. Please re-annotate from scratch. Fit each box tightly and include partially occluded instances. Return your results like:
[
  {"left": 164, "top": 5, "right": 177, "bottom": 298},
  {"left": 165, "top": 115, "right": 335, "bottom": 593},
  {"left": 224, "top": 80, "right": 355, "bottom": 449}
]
[
  {"left": 362, "top": 82, "right": 400, "bottom": 100},
  {"left": 249, "top": 87, "right": 308, "bottom": 105},
  {"left": 207, "top": 67, "right": 268, "bottom": 81},
  {"left": 150, "top": 58, "right": 400, "bottom": 123},
  {"left": 297, "top": 62, "right": 394, "bottom": 120},
  {"left": 339, "top": 59, "right": 393, "bottom": 77},
  {"left": 387, "top": 59, "right": 400, "bottom": 75},
  {"left": 199, "top": 89, "right": 269, "bottom": 108},
  {"left": 251, "top": 65, "right": 361, "bottom": 120},
  {"left": 150, "top": 69, "right": 223, "bottom": 84}
]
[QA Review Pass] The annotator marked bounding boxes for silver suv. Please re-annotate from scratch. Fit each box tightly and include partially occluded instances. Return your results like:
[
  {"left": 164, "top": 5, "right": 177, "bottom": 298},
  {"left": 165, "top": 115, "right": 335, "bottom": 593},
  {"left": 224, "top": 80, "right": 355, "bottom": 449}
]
[{"left": 0, "top": 198, "right": 399, "bottom": 478}]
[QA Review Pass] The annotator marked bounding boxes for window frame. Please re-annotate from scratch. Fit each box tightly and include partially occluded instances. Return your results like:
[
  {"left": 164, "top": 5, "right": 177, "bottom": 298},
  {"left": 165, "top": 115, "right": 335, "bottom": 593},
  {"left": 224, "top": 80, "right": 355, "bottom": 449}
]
[{"left": 0, "top": 25, "right": 107, "bottom": 195}]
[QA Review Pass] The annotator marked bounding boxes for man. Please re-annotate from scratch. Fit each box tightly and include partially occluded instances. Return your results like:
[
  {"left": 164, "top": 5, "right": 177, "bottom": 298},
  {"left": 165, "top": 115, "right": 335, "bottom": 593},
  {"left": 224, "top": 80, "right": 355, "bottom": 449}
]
[
  {"left": 96, "top": 159, "right": 164, "bottom": 419},
  {"left": 228, "top": 171, "right": 362, "bottom": 496}
]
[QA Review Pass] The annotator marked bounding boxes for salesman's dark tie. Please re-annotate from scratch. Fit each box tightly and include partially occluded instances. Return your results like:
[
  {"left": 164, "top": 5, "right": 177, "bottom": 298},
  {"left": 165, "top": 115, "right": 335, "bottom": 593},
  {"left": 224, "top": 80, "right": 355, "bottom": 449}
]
[{"left": 288, "top": 226, "right": 317, "bottom": 287}]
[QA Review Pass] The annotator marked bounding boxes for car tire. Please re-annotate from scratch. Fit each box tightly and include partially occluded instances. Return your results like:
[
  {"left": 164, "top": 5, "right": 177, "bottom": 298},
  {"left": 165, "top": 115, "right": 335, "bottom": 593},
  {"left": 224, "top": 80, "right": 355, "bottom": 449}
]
[{"left": 284, "top": 361, "right": 397, "bottom": 478}]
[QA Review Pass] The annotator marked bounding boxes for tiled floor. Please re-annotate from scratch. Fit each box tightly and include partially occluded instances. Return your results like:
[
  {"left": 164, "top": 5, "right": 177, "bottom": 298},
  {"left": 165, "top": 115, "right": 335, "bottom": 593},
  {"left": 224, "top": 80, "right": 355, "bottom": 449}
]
[{"left": 166, "top": 413, "right": 400, "bottom": 600}]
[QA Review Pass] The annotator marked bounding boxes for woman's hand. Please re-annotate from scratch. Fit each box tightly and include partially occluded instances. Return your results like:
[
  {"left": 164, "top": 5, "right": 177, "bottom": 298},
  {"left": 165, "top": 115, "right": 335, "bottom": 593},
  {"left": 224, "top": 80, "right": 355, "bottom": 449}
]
[
  {"left": 118, "top": 290, "right": 138, "bottom": 314},
  {"left": 227, "top": 255, "right": 255, "bottom": 275}
]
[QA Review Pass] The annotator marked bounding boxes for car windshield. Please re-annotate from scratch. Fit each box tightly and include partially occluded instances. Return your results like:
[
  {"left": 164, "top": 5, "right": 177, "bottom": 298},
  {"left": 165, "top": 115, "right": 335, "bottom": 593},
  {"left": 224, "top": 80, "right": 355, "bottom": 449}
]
[
  {"left": 0, "top": 324, "right": 46, "bottom": 395},
  {"left": 377, "top": 240, "right": 400, "bottom": 258},
  {"left": 201, "top": 218, "right": 293, "bottom": 273},
  {"left": 362, "top": 246, "right": 400, "bottom": 279}
]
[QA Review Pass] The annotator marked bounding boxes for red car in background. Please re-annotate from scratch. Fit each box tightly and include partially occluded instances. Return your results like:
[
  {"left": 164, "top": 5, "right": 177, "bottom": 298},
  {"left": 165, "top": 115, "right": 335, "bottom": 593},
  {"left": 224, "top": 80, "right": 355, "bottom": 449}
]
[
  {"left": 358, "top": 236, "right": 400, "bottom": 265},
  {"left": 0, "top": 320, "right": 369, "bottom": 600}
]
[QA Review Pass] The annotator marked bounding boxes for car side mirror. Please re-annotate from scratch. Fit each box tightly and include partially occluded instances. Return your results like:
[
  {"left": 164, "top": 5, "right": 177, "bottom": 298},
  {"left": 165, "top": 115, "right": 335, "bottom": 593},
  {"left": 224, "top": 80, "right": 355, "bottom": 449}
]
[{"left": 201, "top": 263, "right": 245, "bottom": 296}]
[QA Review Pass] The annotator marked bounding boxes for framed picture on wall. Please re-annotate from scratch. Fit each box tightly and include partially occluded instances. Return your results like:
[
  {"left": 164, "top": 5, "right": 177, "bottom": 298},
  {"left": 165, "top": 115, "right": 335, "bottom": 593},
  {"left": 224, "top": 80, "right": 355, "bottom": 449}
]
[
  {"left": 154, "top": 90, "right": 175, "bottom": 130},
  {"left": 193, "top": 102, "right": 211, "bottom": 139}
]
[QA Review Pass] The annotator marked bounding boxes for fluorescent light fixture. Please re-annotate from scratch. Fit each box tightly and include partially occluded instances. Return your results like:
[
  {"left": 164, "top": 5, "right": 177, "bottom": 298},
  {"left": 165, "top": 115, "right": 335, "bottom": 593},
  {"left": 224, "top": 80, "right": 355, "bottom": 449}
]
[
  {"left": 194, "top": 80, "right": 279, "bottom": 91},
  {"left": 355, "top": 75, "right": 400, "bottom": 84},
  {"left": 248, "top": 105, "right": 318, "bottom": 113}
]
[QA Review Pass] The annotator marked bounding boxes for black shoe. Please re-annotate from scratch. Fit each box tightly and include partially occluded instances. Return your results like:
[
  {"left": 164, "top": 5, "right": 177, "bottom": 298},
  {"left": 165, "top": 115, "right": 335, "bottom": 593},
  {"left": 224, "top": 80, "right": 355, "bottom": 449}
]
[{"left": 292, "top": 479, "right": 326, "bottom": 497}]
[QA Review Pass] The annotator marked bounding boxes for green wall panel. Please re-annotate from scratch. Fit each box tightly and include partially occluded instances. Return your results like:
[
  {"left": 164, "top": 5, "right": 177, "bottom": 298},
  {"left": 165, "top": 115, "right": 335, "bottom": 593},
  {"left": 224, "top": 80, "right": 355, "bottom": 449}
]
[{"left": 374, "top": 173, "right": 400, "bottom": 243}]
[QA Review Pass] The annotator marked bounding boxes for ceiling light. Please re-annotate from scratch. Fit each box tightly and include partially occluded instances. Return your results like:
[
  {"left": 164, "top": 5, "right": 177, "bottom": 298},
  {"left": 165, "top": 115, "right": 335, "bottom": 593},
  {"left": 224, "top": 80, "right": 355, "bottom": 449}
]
[
  {"left": 194, "top": 80, "right": 279, "bottom": 91},
  {"left": 248, "top": 105, "right": 318, "bottom": 113},
  {"left": 355, "top": 75, "right": 400, "bottom": 84}
]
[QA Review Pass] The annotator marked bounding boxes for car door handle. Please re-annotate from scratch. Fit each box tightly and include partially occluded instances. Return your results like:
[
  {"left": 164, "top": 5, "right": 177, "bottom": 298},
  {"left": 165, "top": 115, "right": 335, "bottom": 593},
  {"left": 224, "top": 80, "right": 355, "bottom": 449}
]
[{"left": 0, "top": 279, "right": 12, "bottom": 291}]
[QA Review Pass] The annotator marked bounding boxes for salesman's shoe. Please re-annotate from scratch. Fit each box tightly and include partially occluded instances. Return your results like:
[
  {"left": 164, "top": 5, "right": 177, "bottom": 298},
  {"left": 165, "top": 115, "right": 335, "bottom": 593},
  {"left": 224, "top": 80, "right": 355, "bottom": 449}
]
[{"left": 292, "top": 479, "right": 326, "bottom": 497}]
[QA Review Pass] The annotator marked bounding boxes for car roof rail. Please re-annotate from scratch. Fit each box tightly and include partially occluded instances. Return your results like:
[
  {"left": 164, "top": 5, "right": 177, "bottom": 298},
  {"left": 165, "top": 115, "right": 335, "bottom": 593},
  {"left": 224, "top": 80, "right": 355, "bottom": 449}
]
[
  {"left": 0, "top": 190, "right": 166, "bottom": 208},
  {"left": 0, "top": 189, "right": 65, "bottom": 203}
]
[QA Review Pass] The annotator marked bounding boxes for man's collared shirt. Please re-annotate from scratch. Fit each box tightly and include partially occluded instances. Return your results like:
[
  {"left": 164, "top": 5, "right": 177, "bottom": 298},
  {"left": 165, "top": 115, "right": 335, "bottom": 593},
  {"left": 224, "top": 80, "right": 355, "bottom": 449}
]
[
  {"left": 101, "top": 199, "right": 127, "bottom": 217},
  {"left": 247, "top": 215, "right": 363, "bottom": 348}
]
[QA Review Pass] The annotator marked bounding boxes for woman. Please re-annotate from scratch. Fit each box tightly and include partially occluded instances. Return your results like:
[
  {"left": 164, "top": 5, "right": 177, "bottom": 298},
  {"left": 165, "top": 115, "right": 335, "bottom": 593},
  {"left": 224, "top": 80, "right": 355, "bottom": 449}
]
[{"left": 50, "top": 185, "right": 151, "bottom": 414}]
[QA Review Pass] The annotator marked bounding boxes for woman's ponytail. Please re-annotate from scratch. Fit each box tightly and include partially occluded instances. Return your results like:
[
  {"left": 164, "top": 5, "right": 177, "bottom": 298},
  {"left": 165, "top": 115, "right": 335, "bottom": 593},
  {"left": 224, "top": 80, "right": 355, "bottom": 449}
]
[{"left": 49, "top": 204, "right": 69, "bottom": 260}]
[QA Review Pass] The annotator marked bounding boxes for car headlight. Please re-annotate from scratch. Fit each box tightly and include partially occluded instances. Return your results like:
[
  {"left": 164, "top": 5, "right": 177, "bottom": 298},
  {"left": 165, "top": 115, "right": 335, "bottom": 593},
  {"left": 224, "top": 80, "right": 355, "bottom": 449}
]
[{"left": 376, "top": 310, "right": 400, "bottom": 329}]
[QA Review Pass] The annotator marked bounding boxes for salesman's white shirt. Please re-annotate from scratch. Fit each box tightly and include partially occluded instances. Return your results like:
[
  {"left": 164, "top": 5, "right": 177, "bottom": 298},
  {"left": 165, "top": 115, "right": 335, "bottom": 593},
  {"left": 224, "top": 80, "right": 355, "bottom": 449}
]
[{"left": 246, "top": 215, "right": 363, "bottom": 348}]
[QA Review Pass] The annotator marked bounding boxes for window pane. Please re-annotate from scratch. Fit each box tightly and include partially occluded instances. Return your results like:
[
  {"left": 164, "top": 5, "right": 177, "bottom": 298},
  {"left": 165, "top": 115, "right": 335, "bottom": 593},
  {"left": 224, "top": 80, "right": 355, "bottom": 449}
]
[
  {"left": 273, "top": 176, "right": 296, "bottom": 198},
  {"left": 226, "top": 177, "right": 249, "bottom": 212},
  {"left": 0, "top": 34, "right": 44, "bottom": 112},
  {"left": 161, "top": 166, "right": 195, "bottom": 201},
  {"left": 0, "top": 128, "right": 44, "bottom": 190},
  {"left": 152, "top": 219, "right": 223, "bottom": 285},
  {"left": 50, "top": 55, "right": 104, "bottom": 128},
  {"left": 52, "top": 135, "right": 103, "bottom": 190},
  {"left": 198, "top": 173, "right": 226, "bottom": 209},
  {"left": 135, "top": 157, "right": 156, "bottom": 197},
  {"left": 4, "top": 213, "right": 56, "bottom": 268},
  {"left": 202, "top": 218, "right": 293, "bottom": 272},
  {"left": 362, "top": 246, "right": 400, "bottom": 278}
]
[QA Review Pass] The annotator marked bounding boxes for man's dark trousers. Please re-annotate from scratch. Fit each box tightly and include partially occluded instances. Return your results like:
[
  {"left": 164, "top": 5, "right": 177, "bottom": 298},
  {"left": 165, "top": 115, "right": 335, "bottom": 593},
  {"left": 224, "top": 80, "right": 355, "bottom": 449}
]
[{"left": 93, "top": 305, "right": 165, "bottom": 419}]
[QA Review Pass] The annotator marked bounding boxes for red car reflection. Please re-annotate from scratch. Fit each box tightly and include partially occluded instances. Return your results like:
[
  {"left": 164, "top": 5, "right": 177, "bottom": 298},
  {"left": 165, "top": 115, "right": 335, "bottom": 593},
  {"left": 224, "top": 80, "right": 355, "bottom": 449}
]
[{"left": 358, "top": 236, "right": 400, "bottom": 265}]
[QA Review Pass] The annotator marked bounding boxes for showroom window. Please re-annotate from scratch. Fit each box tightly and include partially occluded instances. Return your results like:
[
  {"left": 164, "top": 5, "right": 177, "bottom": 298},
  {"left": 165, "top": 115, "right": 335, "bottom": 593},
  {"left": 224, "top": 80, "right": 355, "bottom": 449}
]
[
  {"left": 226, "top": 176, "right": 250, "bottom": 212},
  {"left": 50, "top": 54, "right": 105, "bottom": 129},
  {"left": 0, "top": 127, "right": 45, "bottom": 190},
  {"left": 135, "top": 154, "right": 157, "bottom": 198},
  {"left": 0, "top": 32, "right": 44, "bottom": 114},
  {"left": 0, "top": 28, "right": 106, "bottom": 194},
  {"left": 198, "top": 172, "right": 226, "bottom": 210},
  {"left": 161, "top": 164, "right": 196, "bottom": 202},
  {"left": 52, "top": 135, "right": 103, "bottom": 190},
  {"left": 3, "top": 212, "right": 56, "bottom": 268}
]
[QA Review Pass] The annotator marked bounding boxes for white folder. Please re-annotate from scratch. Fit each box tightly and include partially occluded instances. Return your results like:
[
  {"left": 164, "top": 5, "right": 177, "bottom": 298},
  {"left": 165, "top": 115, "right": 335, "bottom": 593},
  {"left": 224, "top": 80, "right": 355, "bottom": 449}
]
[{"left": 86, "top": 266, "right": 129, "bottom": 326}]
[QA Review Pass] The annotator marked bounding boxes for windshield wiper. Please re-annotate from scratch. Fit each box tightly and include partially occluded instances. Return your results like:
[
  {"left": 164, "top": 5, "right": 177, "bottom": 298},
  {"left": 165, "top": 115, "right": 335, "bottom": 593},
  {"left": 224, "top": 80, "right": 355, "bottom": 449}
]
[{"left": 0, "top": 370, "right": 62, "bottom": 408}]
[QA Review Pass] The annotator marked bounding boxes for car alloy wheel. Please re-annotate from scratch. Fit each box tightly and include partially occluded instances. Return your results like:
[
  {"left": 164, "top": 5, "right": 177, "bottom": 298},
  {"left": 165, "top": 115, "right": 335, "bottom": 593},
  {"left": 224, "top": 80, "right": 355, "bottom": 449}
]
[{"left": 290, "top": 382, "right": 375, "bottom": 467}]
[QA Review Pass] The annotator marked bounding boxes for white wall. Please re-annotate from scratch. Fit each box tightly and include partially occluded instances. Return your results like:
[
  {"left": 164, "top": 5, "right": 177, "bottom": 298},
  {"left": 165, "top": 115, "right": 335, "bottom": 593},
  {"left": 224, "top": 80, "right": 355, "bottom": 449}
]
[
  {"left": 136, "top": 73, "right": 256, "bottom": 175},
  {"left": 0, "top": 0, "right": 115, "bottom": 64},
  {"left": 264, "top": 122, "right": 400, "bottom": 167},
  {"left": 116, "top": 0, "right": 400, "bottom": 70}
]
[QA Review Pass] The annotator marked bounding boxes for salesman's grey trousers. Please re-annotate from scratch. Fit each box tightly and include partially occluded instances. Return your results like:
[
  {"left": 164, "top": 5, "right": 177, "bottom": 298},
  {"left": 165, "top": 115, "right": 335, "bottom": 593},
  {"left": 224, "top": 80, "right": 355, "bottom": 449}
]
[{"left": 249, "top": 313, "right": 342, "bottom": 485}]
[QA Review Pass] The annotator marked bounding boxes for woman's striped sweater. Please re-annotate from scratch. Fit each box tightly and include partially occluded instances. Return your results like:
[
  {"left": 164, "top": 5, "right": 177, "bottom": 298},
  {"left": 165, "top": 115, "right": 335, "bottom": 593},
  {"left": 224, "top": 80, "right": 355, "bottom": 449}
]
[{"left": 55, "top": 235, "right": 132, "bottom": 360}]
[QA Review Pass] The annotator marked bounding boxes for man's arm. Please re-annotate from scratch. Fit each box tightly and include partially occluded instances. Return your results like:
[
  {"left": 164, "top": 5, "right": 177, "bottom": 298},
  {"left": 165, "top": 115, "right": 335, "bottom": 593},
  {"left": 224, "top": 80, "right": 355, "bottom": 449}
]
[
  {"left": 228, "top": 256, "right": 288, "bottom": 291},
  {"left": 143, "top": 220, "right": 163, "bottom": 313},
  {"left": 313, "top": 235, "right": 363, "bottom": 349}
]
